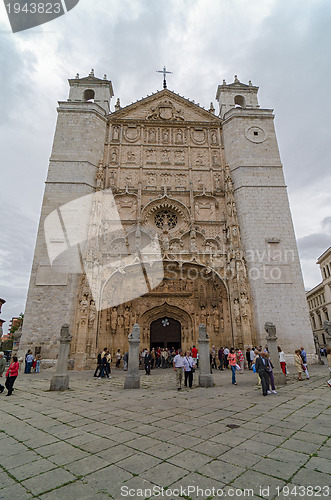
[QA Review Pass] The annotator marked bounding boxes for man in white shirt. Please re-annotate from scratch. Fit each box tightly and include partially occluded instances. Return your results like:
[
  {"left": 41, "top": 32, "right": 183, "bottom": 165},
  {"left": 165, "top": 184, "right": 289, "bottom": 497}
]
[
  {"left": 173, "top": 349, "right": 185, "bottom": 391},
  {"left": 223, "top": 347, "right": 229, "bottom": 369},
  {"left": 249, "top": 348, "right": 255, "bottom": 368}
]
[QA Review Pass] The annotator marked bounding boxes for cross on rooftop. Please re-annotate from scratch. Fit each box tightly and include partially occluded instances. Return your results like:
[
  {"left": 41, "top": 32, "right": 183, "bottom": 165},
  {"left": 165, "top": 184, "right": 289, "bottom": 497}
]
[{"left": 156, "top": 66, "right": 173, "bottom": 89}]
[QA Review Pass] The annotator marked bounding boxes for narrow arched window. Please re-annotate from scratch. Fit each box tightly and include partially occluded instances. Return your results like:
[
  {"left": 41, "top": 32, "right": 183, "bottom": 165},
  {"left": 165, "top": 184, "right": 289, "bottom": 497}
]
[
  {"left": 234, "top": 95, "right": 245, "bottom": 108},
  {"left": 83, "top": 89, "right": 95, "bottom": 102}
]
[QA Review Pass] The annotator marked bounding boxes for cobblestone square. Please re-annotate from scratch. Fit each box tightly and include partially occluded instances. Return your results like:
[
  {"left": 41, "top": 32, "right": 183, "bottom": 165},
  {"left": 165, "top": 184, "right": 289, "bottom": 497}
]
[{"left": 0, "top": 365, "right": 330, "bottom": 499}]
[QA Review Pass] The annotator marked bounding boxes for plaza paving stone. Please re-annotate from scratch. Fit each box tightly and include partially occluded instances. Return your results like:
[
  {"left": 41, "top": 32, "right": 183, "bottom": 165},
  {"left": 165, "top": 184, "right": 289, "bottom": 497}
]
[{"left": 0, "top": 364, "right": 329, "bottom": 499}]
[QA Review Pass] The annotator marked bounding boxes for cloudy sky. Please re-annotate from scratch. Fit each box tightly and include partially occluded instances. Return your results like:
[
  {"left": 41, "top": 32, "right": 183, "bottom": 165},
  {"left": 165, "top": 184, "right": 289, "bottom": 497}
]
[{"left": 0, "top": 0, "right": 330, "bottom": 331}]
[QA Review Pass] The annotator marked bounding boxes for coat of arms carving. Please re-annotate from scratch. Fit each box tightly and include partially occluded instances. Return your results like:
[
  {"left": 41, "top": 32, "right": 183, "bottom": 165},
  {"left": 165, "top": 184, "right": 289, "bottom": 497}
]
[{"left": 147, "top": 100, "right": 184, "bottom": 121}]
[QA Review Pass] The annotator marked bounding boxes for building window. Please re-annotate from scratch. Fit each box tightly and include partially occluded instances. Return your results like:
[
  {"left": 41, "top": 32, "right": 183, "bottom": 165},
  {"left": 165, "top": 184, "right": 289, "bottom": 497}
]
[
  {"left": 83, "top": 89, "right": 95, "bottom": 102},
  {"left": 234, "top": 95, "right": 246, "bottom": 108},
  {"left": 327, "top": 264, "right": 331, "bottom": 277},
  {"left": 154, "top": 210, "right": 178, "bottom": 230},
  {"left": 311, "top": 316, "right": 316, "bottom": 329},
  {"left": 322, "top": 333, "right": 326, "bottom": 346}
]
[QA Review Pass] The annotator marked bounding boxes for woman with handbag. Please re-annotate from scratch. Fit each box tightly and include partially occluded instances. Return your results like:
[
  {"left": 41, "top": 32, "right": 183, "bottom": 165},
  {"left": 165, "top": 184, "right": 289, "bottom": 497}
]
[
  {"left": 294, "top": 350, "right": 304, "bottom": 381},
  {"left": 228, "top": 348, "right": 237, "bottom": 385},
  {"left": 4, "top": 355, "right": 19, "bottom": 396},
  {"left": 183, "top": 351, "right": 195, "bottom": 388}
]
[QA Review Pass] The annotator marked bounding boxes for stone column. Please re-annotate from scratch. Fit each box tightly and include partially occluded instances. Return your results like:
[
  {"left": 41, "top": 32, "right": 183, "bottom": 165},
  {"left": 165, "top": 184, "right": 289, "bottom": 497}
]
[
  {"left": 323, "top": 321, "right": 331, "bottom": 351},
  {"left": 50, "top": 324, "right": 72, "bottom": 391},
  {"left": 264, "top": 322, "right": 286, "bottom": 385},
  {"left": 198, "top": 324, "right": 214, "bottom": 387},
  {"left": 313, "top": 333, "right": 324, "bottom": 365},
  {"left": 124, "top": 323, "right": 140, "bottom": 389}
]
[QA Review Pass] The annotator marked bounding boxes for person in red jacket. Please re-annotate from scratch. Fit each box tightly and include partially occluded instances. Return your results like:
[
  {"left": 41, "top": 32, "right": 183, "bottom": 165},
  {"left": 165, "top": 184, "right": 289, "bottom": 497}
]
[{"left": 4, "top": 356, "right": 19, "bottom": 396}]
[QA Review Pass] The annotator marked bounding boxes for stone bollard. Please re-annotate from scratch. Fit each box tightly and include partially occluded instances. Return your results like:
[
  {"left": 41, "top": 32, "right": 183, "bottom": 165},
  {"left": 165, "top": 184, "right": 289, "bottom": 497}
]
[
  {"left": 264, "top": 322, "right": 286, "bottom": 385},
  {"left": 124, "top": 323, "right": 140, "bottom": 389},
  {"left": 198, "top": 324, "right": 214, "bottom": 387},
  {"left": 50, "top": 324, "right": 72, "bottom": 391},
  {"left": 313, "top": 334, "right": 324, "bottom": 365},
  {"left": 323, "top": 321, "right": 331, "bottom": 351}
]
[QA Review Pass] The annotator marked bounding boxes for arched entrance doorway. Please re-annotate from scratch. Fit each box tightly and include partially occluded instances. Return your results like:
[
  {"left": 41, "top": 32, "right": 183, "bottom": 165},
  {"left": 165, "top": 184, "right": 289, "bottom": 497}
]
[{"left": 150, "top": 317, "right": 181, "bottom": 350}]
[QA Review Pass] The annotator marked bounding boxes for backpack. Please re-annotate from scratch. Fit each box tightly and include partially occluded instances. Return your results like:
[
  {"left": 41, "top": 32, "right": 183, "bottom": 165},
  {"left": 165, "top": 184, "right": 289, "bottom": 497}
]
[{"left": 97, "top": 352, "right": 102, "bottom": 364}]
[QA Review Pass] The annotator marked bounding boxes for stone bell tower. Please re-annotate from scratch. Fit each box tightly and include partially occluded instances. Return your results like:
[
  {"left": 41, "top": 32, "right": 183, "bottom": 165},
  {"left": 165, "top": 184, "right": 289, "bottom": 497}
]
[
  {"left": 19, "top": 70, "right": 113, "bottom": 360},
  {"left": 217, "top": 76, "right": 314, "bottom": 357}
]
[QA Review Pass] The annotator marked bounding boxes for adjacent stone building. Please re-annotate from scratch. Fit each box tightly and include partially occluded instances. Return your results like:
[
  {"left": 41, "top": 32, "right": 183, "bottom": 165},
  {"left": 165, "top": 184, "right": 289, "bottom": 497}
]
[
  {"left": 19, "top": 71, "right": 315, "bottom": 368},
  {"left": 306, "top": 247, "right": 331, "bottom": 350}
]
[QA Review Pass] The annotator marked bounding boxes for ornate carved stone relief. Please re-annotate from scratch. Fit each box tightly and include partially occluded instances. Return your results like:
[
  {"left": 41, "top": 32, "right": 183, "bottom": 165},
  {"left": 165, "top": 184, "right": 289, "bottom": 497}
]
[
  {"left": 115, "top": 194, "right": 138, "bottom": 220},
  {"left": 145, "top": 148, "right": 157, "bottom": 163},
  {"left": 174, "top": 149, "right": 185, "bottom": 164},
  {"left": 123, "top": 125, "right": 140, "bottom": 142},
  {"left": 195, "top": 198, "right": 216, "bottom": 220},
  {"left": 142, "top": 197, "right": 190, "bottom": 235},
  {"left": 123, "top": 147, "right": 140, "bottom": 164},
  {"left": 160, "top": 172, "right": 172, "bottom": 187},
  {"left": 191, "top": 148, "right": 208, "bottom": 168},
  {"left": 147, "top": 100, "right": 184, "bottom": 121},
  {"left": 191, "top": 128, "right": 207, "bottom": 145}
]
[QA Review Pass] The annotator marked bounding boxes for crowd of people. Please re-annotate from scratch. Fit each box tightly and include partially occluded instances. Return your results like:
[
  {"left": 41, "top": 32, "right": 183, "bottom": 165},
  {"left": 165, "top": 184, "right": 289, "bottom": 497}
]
[
  {"left": 0, "top": 342, "right": 330, "bottom": 398},
  {"left": 93, "top": 343, "right": 329, "bottom": 395},
  {"left": 23, "top": 349, "right": 42, "bottom": 374}
]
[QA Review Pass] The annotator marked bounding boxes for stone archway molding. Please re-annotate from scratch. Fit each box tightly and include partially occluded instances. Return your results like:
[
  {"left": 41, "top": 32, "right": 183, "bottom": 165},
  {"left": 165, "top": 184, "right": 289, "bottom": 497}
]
[{"left": 140, "top": 301, "right": 192, "bottom": 331}]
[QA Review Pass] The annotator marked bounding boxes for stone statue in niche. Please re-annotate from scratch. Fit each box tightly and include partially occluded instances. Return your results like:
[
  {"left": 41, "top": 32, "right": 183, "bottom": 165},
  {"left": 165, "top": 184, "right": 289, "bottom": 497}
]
[
  {"left": 111, "top": 149, "right": 118, "bottom": 163},
  {"left": 200, "top": 305, "right": 207, "bottom": 325},
  {"left": 196, "top": 153, "right": 204, "bottom": 166},
  {"left": 149, "top": 128, "right": 156, "bottom": 142},
  {"left": 125, "top": 174, "right": 132, "bottom": 186},
  {"left": 162, "top": 129, "right": 170, "bottom": 142},
  {"left": 212, "top": 152, "right": 219, "bottom": 166},
  {"left": 176, "top": 129, "right": 183, "bottom": 143},
  {"left": 211, "top": 131, "right": 217, "bottom": 144},
  {"left": 127, "top": 151, "right": 136, "bottom": 163},
  {"left": 175, "top": 150, "right": 185, "bottom": 163},
  {"left": 124, "top": 307, "right": 131, "bottom": 332},
  {"left": 233, "top": 298, "right": 241, "bottom": 325},
  {"left": 146, "top": 149, "right": 156, "bottom": 163},
  {"left": 79, "top": 296, "right": 88, "bottom": 320},
  {"left": 108, "top": 170, "right": 115, "bottom": 188},
  {"left": 214, "top": 174, "right": 222, "bottom": 190},
  {"left": 161, "top": 150, "right": 170, "bottom": 162},
  {"left": 88, "top": 301, "right": 96, "bottom": 328},
  {"left": 113, "top": 126, "right": 120, "bottom": 140}
]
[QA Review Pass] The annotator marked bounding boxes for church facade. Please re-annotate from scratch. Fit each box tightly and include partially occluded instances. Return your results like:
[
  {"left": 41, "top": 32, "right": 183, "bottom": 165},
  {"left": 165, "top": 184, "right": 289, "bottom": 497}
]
[{"left": 20, "top": 71, "right": 315, "bottom": 368}]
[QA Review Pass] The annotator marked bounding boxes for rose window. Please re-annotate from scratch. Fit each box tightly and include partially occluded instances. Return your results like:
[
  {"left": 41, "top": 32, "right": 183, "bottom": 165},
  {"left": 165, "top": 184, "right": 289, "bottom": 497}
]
[{"left": 154, "top": 210, "right": 178, "bottom": 229}]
